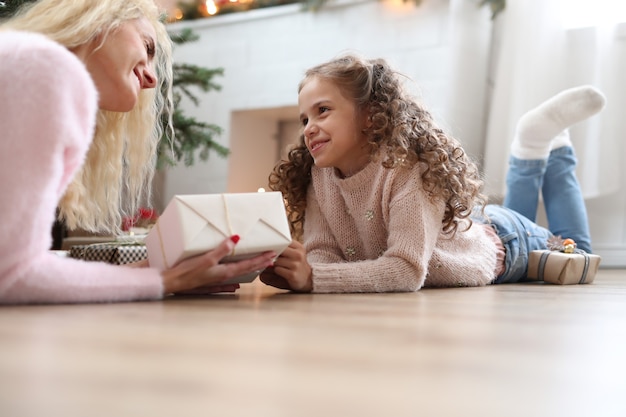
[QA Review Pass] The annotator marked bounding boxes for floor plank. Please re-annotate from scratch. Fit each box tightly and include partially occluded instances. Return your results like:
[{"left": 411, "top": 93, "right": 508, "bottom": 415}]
[{"left": 1, "top": 269, "right": 625, "bottom": 417}]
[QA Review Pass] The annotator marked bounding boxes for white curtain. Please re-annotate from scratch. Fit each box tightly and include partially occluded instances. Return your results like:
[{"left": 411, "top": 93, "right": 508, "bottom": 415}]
[{"left": 482, "top": 0, "right": 626, "bottom": 199}]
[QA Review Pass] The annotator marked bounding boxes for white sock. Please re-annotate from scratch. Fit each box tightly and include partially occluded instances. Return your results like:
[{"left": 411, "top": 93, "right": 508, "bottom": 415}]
[
  {"left": 550, "top": 129, "right": 572, "bottom": 150},
  {"left": 510, "top": 85, "right": 606, "bottom": 159}
]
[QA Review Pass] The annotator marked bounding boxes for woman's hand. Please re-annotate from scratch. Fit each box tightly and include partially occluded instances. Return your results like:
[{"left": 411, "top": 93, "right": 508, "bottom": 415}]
[
  {"left": 159, "top": 235, "right": 276, "bottom": 295},
  {"left": 260, "top": 240, "right": 312, "bottom": 292}
]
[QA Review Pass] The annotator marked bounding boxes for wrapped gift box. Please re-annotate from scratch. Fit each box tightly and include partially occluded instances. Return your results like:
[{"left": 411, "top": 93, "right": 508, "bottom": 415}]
[
  {"left": 527, "top": 250, "right": 601, "bottom": 285},
  {"left": 69, "top": 242, "right": 147, "bottom": 265},
  {"left": 145, "top": 192, "right": 292, "bottom": 285}
]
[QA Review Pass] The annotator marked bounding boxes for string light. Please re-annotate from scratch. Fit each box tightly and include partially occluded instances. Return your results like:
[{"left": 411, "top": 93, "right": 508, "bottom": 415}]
[
  {"left": 172, "top": 0, "right": 302, "bottom": 21},
  {"left": 205, "top": 0, "right": 218, "bottom": 16},
  {"left": 170, "top": 0, "right": 423, "bottom": 22}
]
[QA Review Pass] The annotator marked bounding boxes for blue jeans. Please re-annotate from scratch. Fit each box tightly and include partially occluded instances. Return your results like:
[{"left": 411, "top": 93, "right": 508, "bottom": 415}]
[{"left": 478, "top": 146, "right": 592, "bottom": 283}]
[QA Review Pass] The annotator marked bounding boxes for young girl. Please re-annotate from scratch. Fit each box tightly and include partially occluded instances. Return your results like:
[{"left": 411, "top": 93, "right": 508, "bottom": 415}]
[
  {"left": 260, "top": 54, "right": 605, "bottom": 293},
  {"left": 0, "top": 0, "right": 276, "bottom": 304}
]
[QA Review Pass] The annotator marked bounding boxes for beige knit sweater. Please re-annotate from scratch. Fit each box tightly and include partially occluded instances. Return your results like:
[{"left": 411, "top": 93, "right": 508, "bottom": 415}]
[{"left": 304, "top": 161, "right": 498, "bottom": 293}]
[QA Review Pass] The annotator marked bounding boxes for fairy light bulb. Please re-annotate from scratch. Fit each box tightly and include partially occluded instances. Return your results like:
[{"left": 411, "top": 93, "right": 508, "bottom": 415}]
[{"left": 205, "top": 0, "right": 218, "bottom": 15}]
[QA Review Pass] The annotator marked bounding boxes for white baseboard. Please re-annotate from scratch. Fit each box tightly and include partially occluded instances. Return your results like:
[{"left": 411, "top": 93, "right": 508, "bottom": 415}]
[{"left": 594, "top": 245, "right": 626, "bottom": 268}]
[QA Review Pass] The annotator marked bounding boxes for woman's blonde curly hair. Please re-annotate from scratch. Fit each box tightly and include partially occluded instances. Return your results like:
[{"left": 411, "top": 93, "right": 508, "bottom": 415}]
[
  {"left": 4, "top": 0, "right": 174, "bottom": 234},
  {"left": 269, "top": 54, "right": 486, "bottom": 240}
]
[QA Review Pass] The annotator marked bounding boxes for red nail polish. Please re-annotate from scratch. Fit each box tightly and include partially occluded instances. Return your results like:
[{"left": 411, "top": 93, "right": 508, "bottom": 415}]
[{"left": 230, "top": 235, "right": 240, "bottom": 244}]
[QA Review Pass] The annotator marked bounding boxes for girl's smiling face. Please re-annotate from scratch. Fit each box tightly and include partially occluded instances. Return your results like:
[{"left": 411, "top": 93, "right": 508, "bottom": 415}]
[
  {"left": 298, "top": 76, "right": 371, "bottom": 178},
  {"left": 80, "top": 17, "right": 157, "bottom": 112}
]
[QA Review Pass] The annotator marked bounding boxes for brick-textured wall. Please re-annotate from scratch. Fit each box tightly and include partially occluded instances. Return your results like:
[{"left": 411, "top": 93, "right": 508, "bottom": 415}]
[{"left": 162, "top": 0, "right": 492, "bottom": 200}]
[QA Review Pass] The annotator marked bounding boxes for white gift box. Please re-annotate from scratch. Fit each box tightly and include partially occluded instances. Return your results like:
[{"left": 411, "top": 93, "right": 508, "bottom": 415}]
[{"left": 145, "top": 192, "right": 291, "bottom": 284}]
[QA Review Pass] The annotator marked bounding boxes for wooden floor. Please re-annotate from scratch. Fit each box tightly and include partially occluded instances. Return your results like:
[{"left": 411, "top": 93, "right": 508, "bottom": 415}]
[{"left": 1, "top": 269, "right": 625, "bottom": 417}]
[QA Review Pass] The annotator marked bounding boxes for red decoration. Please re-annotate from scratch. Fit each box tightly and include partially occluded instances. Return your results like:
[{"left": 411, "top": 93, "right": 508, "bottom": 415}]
[{"left": 122, "top": 207, "right": 159, "bottom": 231}]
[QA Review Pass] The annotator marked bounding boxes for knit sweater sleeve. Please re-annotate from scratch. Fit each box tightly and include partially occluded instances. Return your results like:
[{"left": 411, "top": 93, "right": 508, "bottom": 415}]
[
  {"left": 303, "top": 163, "right": 434, "bottom": 292},
  {"left": 0, "top": 31, "right": 163, "bottom": 304},
  {"left": 305, "top": 163, "right": 497, "bottom": 293}
]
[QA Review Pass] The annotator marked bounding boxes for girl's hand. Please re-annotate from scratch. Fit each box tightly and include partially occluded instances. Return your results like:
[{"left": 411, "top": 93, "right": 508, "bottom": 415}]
[
  {"left": 260, "top": 240, "right": 312, "bottom": 292},
  {"left": 159, "top": 236, "right": 276, "bottom": 295}
]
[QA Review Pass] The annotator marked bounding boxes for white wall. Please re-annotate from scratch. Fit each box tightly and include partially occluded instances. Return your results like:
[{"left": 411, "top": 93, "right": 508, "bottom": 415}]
[
  {"left": 160, "top": 0, "right": 626, "bottom": 267},
  {"left": 162, "top": 0, "right": 493, "bottom": 199}
]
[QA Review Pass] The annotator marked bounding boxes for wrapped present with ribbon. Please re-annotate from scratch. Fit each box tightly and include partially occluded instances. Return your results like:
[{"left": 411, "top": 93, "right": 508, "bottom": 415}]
[
  {"left": 527, "top": 237, "right": 601, "bottom": 285},
  {"left": 69, "top": 240, "right": 148, "bottom": 265},
  {"left": 144, "top": 192, "right": 292, "bottom": 285}
]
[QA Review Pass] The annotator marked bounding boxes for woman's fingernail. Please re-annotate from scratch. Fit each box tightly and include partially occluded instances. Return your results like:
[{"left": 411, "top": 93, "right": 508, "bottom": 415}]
[{"left": 230, "top": 235, "right": 240, "bottom": 244}]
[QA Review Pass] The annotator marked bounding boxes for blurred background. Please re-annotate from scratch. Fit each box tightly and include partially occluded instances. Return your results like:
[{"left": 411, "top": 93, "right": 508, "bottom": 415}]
[{"left": 155, "top": 0, "right": 625, "bottom": 266}]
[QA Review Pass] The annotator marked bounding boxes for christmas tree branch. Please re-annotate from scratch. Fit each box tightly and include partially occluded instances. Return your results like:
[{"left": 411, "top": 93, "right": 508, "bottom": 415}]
[{"left": 158, "top": 27, "right": 228, "bottom": 168}]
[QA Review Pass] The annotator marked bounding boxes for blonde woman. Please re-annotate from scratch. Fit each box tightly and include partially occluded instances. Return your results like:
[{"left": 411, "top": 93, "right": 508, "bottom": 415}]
[
  {"left": 0, "top": 0, "right": 276, "bottom": 304},
  {"left": 5, "top": 0, "right": 172, "bottom": 233}
]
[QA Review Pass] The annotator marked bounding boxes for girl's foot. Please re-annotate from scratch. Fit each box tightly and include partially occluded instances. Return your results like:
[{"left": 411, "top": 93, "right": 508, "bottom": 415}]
[{"left": 511, "top": 86, "right": 606, "bottom": 159}]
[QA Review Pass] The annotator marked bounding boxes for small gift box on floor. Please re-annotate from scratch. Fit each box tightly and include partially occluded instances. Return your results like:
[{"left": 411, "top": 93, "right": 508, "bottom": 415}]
[
  {"left": 527, "top": 247, "right": 601, "bottom": 285},
  {"left": 69, "top": 242, "right": 148, "bottom": 265},
  {"left": 145, "top": 192, "right": 292, "bottom": 285}
]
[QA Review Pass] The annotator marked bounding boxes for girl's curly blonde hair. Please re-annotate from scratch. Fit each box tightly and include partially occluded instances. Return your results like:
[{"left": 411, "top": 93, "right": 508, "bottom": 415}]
[
  {"left": 4, "top": 0, "right": 174, "bottom": 234},
  {"left": 269, "top": 54, "right": 486, "bottom": 239}
]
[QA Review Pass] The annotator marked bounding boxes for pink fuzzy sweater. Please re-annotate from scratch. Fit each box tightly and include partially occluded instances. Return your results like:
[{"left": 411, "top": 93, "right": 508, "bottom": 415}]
[
  {"left": 305, "top": 161, "right": 498, "bottom": 293},
  {"left": 0, "top": 31, "right": 163, "bottom": 304}
]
